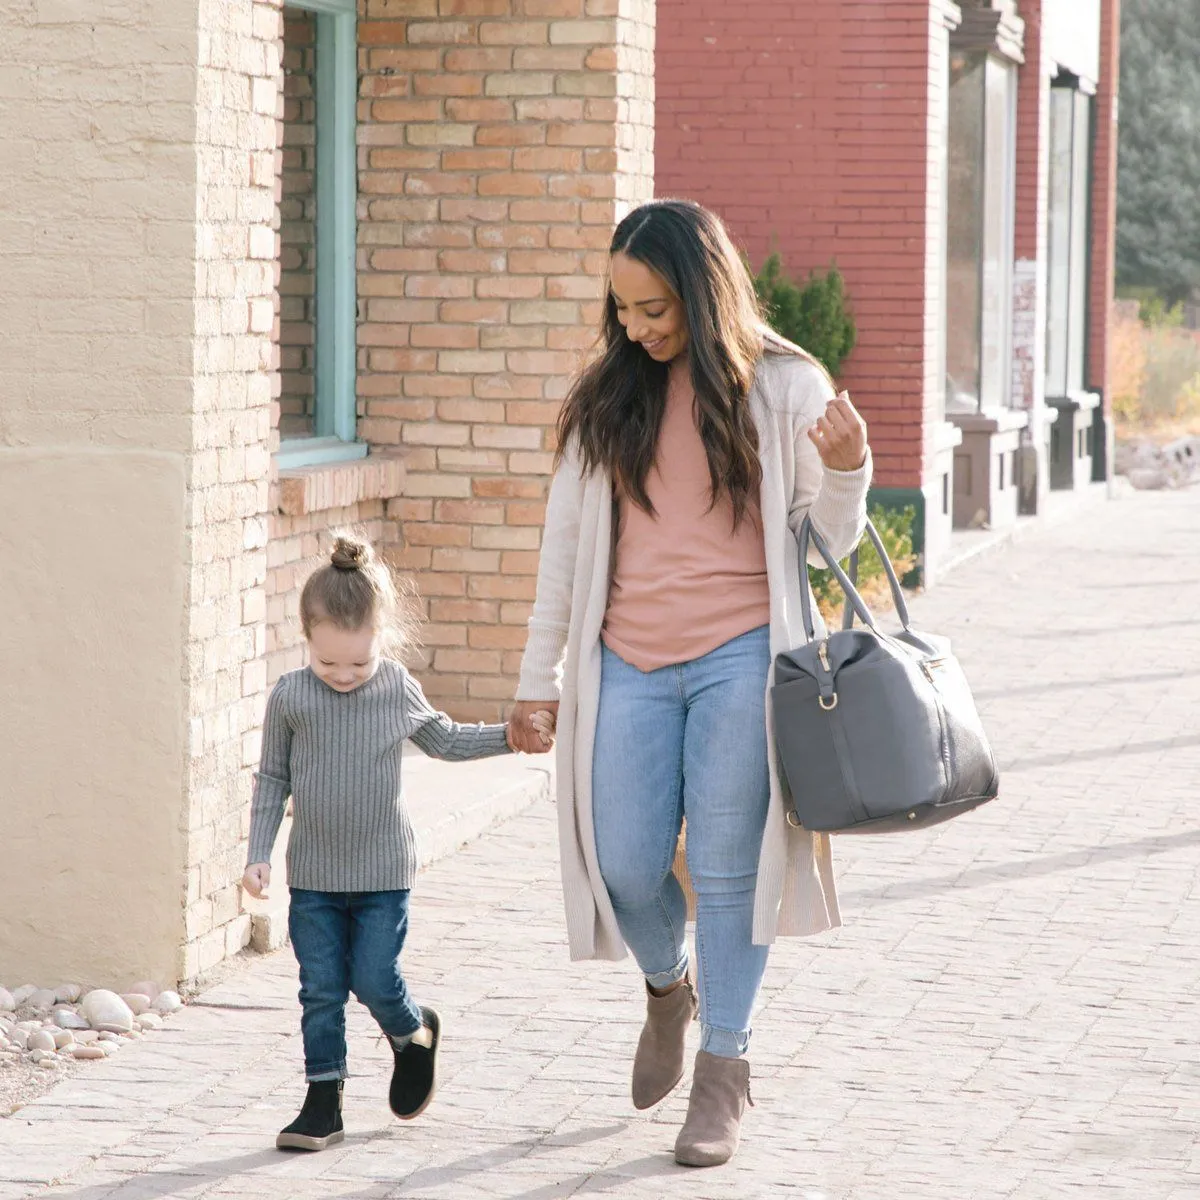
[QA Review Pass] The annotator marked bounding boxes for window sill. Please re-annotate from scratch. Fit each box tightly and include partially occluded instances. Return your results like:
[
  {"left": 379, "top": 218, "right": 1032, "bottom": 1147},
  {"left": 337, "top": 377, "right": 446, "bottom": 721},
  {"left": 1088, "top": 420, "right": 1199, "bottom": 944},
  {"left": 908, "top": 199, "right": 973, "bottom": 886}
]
[
  {"left": 276, "top": 436, "right": 369, "bottom": 470},
  {"left": 1046, "top": 390, "right": 1100, "bottom": 414},
  {"left": 947, "top": 408, "right": 1030, "bottom": 436},
  {"left": 276, "top": 453, "right": 407, "bottom": 517}
]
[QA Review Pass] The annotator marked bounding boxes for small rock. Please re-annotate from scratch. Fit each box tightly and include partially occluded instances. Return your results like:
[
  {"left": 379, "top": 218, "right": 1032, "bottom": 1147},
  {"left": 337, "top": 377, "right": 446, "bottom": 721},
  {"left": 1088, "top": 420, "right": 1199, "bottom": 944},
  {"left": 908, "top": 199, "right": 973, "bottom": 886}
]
[
  {"left": 119, "top": 993, "right": 151, "bottom": 1016},
  {"left": 15, "top": 1021, "right": 40, "bottom": 1033},
  {"left": 80, "top": 990, "right": 134, "bottom": 1033},
  {"left": 74, "top": 1030, "right": 100, "bottom": 1045},
  {"left": 9, "top": 1030, "right": 29, "bottom": 1051},
  {"left": 153, "top": 991, "right": 183, "bottom": 1015},
  {"left": 97, "top": 1030, "right": 120, "bottom": 1042},
  {"left": 126, "top": 980, "right": 160, "bottom": 1002},
  {"left": 97, "top": 1040, "right": 119, "bottom": 1056},
  {"left": 135, "top": 1012, "right": 163, "bottom": 1032},
  {"left": 28, "top": 1030, "right": 56, "bottom": 1053},
  {"left": 51, "top": 1029, "right": 74, "bottom": 1050},
  {"left": 0, "top": 989, "right": 14, "bottom": 1012},
  {"left": 53, "top": 1009, "right": 90, "bottom": 1031},
  {"left": 120, "top": 1028, "right": 143, "bottom": 1040},
  {"left": 11, "top": 986, "right": 37, "bottom": 1007},
  {"left": 27, "top": 989, "right": 57, "bottom": 1011},
  {"left": 72, "top": 1044, "right": 106, "bottom": 1060},
  {"left": 36, "top": 1057, "right": 59, "bottom": 1070},
  {"left": 54, "top": 984, "right": 82, "bottom": 1004}
]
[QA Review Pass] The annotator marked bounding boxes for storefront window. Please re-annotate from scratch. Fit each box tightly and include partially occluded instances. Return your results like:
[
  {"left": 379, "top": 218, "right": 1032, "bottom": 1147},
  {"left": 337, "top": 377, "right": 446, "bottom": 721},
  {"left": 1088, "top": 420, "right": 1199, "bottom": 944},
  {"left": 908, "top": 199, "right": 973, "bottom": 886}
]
[
  {"left": 945, "top": 52, "right": 1018, "bottom": 412},
  {"left": 1045, "top": 81, "right": 1093, "bottom": 399}
]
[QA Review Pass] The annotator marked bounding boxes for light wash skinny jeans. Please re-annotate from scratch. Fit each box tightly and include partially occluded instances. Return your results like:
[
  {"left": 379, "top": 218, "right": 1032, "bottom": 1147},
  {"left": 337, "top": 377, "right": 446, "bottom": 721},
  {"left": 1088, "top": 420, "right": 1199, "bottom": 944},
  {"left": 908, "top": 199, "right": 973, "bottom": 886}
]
[{"left": 593, "top": 625, "right": 771, "bottom": 1059}]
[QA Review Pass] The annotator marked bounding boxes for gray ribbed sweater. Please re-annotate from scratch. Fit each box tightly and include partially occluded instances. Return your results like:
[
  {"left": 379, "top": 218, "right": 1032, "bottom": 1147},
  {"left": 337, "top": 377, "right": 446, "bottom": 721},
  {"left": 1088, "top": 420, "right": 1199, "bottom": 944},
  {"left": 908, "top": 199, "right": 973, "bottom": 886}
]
[{"left": 247, "top": 660, "right": 512, "bottom": 892}]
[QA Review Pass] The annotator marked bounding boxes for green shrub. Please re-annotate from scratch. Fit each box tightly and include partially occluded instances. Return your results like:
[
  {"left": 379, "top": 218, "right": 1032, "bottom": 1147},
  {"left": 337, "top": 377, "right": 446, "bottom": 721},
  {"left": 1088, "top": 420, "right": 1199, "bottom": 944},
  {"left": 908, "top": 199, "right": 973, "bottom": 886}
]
[
  {"left": 807, "top": 503, "right": 917, "bottom": 624},
  {"left": 751, "top": 254, "right": 857, "bottom": 376},
  {"left": 1140, "top": 327, "right": 1200, "bottom": 420},
  {"left": 1138, "top": 293, "right": 1186, "bottom": 329}
]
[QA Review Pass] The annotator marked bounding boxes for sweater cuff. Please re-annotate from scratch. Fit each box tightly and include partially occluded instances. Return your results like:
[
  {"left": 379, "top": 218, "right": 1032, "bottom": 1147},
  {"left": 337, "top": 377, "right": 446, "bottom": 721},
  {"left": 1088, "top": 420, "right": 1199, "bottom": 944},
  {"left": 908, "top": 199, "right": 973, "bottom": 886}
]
[
  {"left": 478, "top": 723, "right": 515, "bottom": 756},
  {"left": 516, "top": 623, "right": 567, "bottom": 701},
  {"left": 816, "top": 448, "right": 872, "bottom": 523}
]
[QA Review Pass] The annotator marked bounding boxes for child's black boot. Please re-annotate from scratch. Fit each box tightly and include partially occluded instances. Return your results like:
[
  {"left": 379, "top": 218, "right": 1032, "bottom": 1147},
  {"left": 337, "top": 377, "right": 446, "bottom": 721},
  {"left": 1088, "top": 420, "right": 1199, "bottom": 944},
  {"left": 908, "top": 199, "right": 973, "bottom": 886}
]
[
  {"left": 276, "top": 1079, "right": 344, "bottom": 1151},
  {"left": 389, "top": 1006, "right": 441, "bottom": 1120}
]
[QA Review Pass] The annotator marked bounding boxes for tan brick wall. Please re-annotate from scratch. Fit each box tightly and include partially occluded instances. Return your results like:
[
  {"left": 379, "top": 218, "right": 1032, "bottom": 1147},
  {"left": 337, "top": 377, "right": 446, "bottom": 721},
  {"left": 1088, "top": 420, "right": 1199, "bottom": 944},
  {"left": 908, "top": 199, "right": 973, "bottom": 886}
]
[
  {"left": 353, "top": 0, "right": 655, "bottom": 720},
  {"left": 267, "top": 500, "right": 403, "bottom": 683},
  {"left": 279, "top": 9, "right": 318, "bottom": 438},
  {"left": 183, "top": 0, "right": 281, "bottom": 982}
]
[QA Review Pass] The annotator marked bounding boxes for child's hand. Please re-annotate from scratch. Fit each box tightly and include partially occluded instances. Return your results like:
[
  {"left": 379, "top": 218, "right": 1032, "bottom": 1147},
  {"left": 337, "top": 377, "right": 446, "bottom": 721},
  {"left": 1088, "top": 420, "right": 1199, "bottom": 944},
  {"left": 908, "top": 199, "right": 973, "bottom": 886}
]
[
  {"left": 242, "top": 862, "right": 271, "bottom": 900},
  {"left": 529, "top": 709, "right": 556, "bottom": 748},
  {"left": 507, "top": 701, "right": 558, "bottom": 753}
]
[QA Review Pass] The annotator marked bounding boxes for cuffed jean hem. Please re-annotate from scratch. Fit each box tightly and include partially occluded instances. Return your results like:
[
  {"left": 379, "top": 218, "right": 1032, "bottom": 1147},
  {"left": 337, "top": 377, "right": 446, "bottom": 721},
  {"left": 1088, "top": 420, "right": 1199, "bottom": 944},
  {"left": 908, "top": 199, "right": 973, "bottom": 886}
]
[
  {"left": 644, "top": 953, "right": 689, "bottom": 992},
  {"left": 379, "top": 1010, "right": 423, "bottom": 1041},
  {"left": 700, "top": 1025, "right": 750, "bottom": 1059},
  {"left": 306, "top": 1066, "right": 347, "bottom": 1083}
]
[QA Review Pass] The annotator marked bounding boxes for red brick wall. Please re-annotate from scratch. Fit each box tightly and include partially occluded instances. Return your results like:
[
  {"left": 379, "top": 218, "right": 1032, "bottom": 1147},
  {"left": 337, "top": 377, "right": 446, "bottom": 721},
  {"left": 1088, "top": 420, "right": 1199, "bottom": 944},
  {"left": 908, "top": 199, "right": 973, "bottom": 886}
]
[
  {"left": 1011, "top": 0, "right": 1047, "bottom": 414},
  {"left": 1087, "top": 0, "right": 1119, "bottom": 406},
  {"left": 1012, "top": 0, "right": 1046, "bottom": 265},
  {"left": 655, "top": 1, "right": 945, "bottom": 491}
]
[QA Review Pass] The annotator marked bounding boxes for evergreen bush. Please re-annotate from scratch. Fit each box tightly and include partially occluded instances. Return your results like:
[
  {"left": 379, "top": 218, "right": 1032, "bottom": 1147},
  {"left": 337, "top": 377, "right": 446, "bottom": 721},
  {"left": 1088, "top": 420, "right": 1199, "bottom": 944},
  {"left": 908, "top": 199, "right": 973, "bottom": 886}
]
[{"left": 751, "top": 255, "right": 857, "bottom": 377}]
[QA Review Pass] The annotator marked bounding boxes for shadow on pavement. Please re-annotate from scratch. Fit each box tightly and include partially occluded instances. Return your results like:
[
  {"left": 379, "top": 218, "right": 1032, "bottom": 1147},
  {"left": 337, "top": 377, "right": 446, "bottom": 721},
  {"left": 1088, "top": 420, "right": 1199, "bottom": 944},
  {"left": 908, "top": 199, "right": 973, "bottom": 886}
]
[
  {"left": 843, "top": 825, "right": 1200, "bottom": 909},
  {"left": 973, "top": 667, "right": 1200, "bottom": 701},
  {"left": 1004, "top": 733, "right": 1200, "bottom": 773}
]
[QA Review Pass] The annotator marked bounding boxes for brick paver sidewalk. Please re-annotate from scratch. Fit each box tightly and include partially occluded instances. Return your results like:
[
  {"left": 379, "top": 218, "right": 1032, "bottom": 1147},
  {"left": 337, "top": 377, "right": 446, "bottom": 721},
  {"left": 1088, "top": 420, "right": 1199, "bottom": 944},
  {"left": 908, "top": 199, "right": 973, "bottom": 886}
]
[{"left": 2, "top": 485, "right": 1199, "bottom": 1200}]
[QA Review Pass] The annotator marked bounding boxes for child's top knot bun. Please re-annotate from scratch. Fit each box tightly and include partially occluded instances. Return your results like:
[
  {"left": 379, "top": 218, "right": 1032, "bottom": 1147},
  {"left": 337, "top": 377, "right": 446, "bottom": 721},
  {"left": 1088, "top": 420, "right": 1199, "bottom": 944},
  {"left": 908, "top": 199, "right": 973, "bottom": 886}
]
[{"left": 330, "top": 536, "right": 370, "bottom": 572}]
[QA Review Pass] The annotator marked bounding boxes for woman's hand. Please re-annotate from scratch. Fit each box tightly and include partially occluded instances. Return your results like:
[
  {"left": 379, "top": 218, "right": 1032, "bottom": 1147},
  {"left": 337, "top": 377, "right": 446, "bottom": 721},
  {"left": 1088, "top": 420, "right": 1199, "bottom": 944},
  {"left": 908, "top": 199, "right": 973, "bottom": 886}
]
[
  {"left": 807, "top": 391, "right": 868, "bottom": 472},
  {"left": 508, "top": 700, "right": 559, "bottom": 754}
]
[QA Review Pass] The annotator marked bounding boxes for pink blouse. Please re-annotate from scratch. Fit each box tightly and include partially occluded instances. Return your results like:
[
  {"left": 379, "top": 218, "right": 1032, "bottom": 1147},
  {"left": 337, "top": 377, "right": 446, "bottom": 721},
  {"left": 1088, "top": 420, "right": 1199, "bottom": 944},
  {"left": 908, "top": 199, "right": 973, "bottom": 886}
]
[{"left": 602, "top": 361, "right": 771, "bottom": 672}]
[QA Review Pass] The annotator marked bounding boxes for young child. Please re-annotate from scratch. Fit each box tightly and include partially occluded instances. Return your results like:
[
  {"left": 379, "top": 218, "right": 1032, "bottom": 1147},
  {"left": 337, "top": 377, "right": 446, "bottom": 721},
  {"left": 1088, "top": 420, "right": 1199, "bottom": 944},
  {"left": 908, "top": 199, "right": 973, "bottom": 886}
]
[{"left": 243, "top": 534, "right": 553, "bottom": 1152}]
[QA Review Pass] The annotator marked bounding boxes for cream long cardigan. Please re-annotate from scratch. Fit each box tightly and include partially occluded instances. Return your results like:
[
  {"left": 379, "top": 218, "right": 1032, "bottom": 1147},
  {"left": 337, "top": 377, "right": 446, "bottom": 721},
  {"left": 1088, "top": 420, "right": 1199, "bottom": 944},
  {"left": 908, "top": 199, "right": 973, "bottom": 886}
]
[{"left": 516, "top": 349, "right": 872, "bottom": 962}]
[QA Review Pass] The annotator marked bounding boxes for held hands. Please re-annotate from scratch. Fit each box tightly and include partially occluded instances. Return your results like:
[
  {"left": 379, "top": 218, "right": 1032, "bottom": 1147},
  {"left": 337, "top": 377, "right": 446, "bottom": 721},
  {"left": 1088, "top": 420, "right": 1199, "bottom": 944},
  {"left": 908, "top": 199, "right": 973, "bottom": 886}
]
[
  {"left": 242, "top": 862, "right": 271, "bottom": 900},
  {"left": 807, "top": 391, "right": 868, "bottom": 473},
  {"left": 507, "top": 700, "right": 559, "bottom": 755}
]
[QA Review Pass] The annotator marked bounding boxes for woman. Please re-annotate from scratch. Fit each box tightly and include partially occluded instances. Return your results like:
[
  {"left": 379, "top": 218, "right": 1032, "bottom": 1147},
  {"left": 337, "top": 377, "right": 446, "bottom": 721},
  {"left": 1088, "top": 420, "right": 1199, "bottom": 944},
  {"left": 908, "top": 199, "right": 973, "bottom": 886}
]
[{"left": 507, "top": 200, "right": 871, "bottom": 1167}]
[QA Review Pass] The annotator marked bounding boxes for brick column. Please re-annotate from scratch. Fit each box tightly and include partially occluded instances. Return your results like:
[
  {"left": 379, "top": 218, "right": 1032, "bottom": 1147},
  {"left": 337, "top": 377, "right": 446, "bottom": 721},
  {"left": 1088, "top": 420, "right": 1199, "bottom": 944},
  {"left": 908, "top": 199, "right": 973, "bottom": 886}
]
[
  {"left": 183, "top": 0, "right": 280, "bottom": 981},
  {"left": 355, "top": 0, "right": 654, "bottom": 720},
  {"left": 1009, "top": 0, "right": 1053, "bottom": 513},
  {"left": 1087, "top": 0, "right": 1119, "bottom": 408}
]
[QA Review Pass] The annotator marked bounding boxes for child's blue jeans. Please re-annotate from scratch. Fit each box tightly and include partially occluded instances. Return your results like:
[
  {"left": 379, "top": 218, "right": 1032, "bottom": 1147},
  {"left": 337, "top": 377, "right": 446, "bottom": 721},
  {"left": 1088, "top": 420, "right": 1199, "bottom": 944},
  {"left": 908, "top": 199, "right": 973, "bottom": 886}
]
[{"left": 288, "top": 887, "right": 423, "bottom": 1081}]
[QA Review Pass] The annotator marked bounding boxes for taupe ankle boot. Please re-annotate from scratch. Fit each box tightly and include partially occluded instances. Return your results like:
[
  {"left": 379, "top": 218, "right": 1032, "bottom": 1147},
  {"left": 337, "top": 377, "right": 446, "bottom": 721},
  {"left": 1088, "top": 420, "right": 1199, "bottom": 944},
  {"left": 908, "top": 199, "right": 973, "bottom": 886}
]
[
  {"left": 674, "top": 1050, "right": 753, "bottom": 1167},
  {"left": 631, "top": 975, "right": 697, "bottom": 1110}
]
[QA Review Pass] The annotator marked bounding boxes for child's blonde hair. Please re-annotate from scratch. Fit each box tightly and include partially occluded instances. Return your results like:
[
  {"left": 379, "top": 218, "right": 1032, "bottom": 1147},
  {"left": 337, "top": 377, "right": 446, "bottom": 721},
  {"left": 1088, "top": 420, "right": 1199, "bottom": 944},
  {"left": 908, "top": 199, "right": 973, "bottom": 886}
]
[{"left": 300, "top": 533, "right": 420, "bottom": 659}]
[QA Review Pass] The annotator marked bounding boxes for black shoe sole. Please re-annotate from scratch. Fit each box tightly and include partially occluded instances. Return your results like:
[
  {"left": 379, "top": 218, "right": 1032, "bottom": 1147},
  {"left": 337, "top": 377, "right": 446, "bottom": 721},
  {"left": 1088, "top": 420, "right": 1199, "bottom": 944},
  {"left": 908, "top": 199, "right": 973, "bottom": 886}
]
[{"left": 390, "top": 1006, "right": 441, "bottom": 1121}]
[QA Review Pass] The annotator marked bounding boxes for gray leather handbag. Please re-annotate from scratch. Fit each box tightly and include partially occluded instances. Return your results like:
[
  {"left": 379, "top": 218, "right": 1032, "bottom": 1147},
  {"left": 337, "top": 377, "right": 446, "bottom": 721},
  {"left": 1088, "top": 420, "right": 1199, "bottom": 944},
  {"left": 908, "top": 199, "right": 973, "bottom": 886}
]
[{"left": 771, "top": 516, "right": 999, "bottom": 833}]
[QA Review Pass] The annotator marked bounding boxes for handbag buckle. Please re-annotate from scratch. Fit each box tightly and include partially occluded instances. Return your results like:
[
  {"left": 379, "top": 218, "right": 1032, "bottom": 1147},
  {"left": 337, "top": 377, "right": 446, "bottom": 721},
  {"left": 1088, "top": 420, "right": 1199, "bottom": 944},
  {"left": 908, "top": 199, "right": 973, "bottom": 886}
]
[{"left": 818, "top": 693, "right": 839, "bottom": 711}]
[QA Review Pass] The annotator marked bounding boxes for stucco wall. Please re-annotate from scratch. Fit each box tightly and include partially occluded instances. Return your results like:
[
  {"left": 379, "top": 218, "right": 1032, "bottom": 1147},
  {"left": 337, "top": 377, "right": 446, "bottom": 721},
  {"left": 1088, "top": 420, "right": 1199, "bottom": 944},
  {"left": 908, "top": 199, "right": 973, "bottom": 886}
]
[
  {"left": 0, "top": 453, "right": 189, "bottom": 986},
  {"left": 0, "top": 1, "right": 200, "bottom": 985}
]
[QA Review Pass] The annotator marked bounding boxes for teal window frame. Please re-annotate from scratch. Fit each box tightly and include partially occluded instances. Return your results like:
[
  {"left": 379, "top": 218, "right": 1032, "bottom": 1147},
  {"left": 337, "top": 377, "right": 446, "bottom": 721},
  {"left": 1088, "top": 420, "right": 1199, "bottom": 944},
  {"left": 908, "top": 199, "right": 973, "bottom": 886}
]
[{"left": 277, "top": 0, "right": 364, "bottom": 470}]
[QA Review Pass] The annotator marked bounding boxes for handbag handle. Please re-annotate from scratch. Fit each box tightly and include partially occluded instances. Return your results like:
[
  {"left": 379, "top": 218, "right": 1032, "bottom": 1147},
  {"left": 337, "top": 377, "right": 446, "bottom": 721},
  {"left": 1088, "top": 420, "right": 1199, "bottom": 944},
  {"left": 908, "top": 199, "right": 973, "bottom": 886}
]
[
  {"left": 841, "top": 521, "right": 914, "bottom": 631},
  {"left": 798, "top": 516, "right": 913, "bottom": 642}
]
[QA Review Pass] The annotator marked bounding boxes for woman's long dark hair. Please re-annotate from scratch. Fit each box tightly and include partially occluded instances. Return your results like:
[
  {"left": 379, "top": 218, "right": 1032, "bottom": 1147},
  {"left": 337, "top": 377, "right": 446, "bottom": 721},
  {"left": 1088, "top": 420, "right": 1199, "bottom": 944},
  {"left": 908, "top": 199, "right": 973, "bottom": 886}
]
[{"left": 556, "top": 199, "right": 769, "bottom": 527}]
